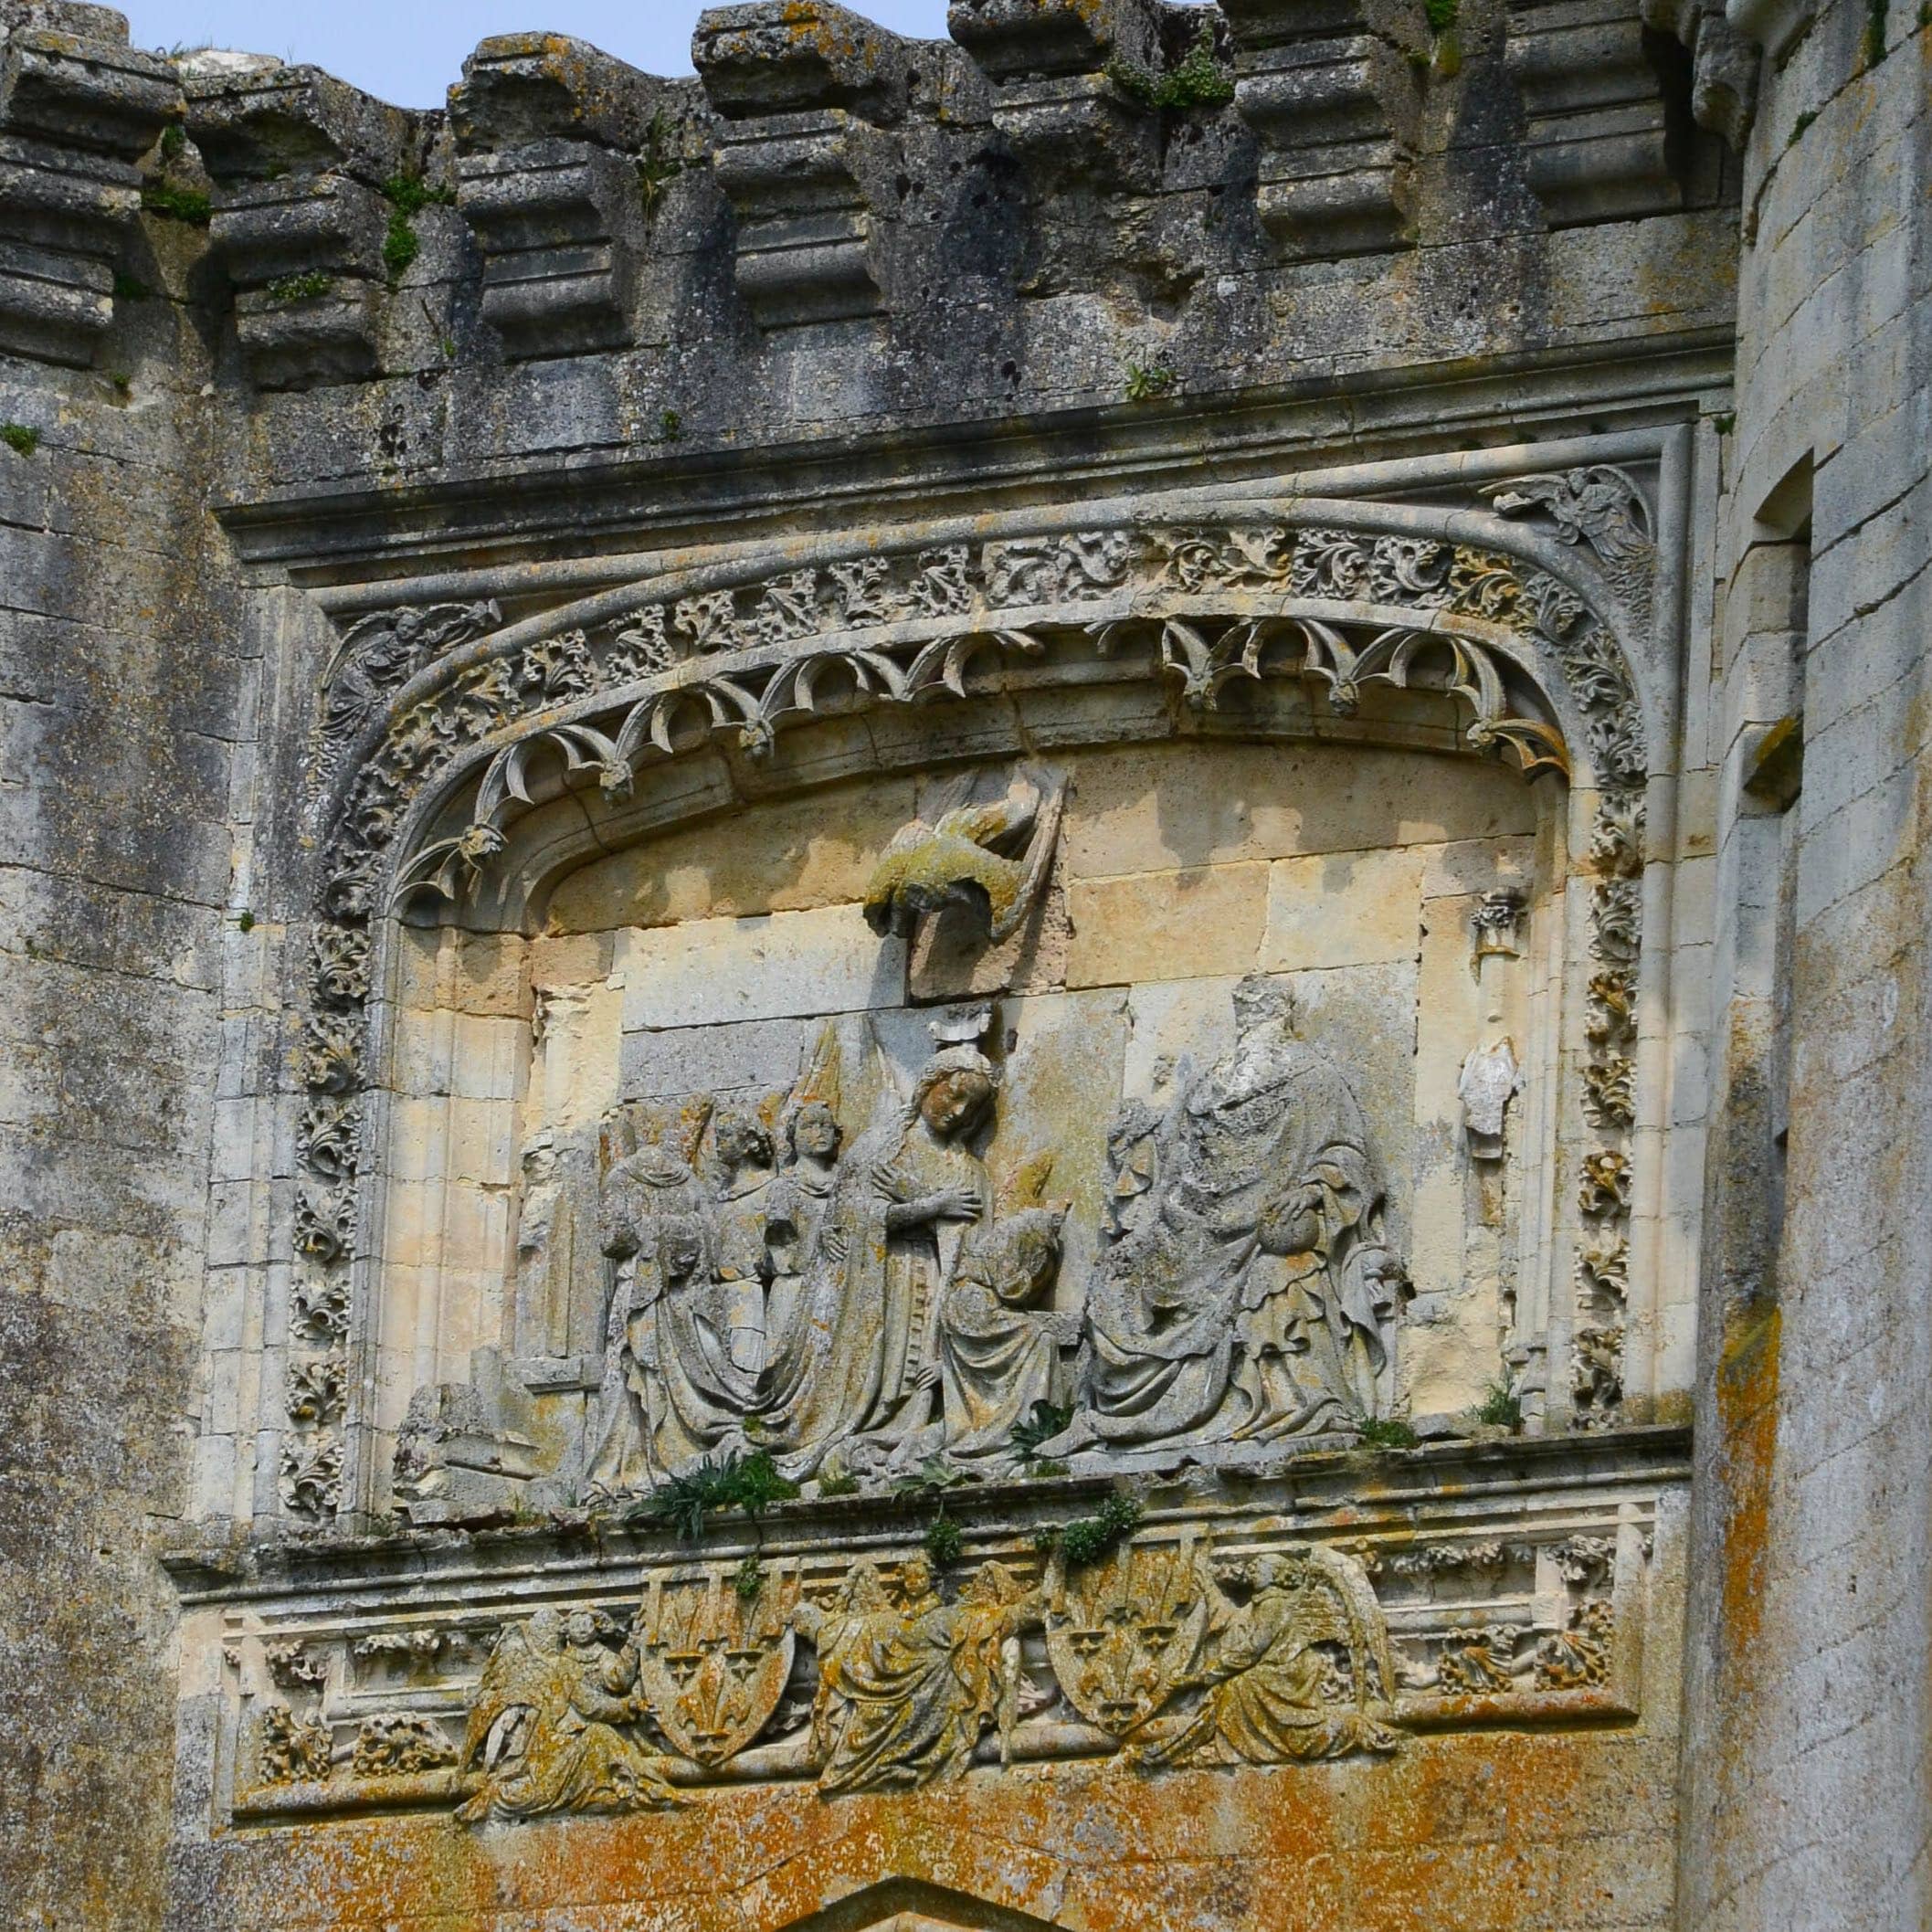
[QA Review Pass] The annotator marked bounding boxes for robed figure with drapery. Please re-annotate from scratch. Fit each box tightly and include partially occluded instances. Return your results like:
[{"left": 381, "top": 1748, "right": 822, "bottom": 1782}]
[{"left": 1058, "top": 976, "right": 1404, "bottom": 1451}]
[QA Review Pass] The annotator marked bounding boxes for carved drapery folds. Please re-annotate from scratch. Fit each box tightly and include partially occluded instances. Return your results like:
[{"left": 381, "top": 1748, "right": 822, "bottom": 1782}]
[{"left": 285, "top": 503, "right": 1653, "bottom": 1515}]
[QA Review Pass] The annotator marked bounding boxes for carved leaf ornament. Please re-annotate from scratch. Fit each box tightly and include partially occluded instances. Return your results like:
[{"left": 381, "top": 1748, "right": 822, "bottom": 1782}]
[{"left": 279, "top": 512, "right": 1652, "bottom": 1514}]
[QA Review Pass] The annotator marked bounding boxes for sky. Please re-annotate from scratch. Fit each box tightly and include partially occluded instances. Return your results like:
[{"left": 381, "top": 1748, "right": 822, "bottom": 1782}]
[{"left": 122, "top": 1, "right": 963, "bottom": 105}]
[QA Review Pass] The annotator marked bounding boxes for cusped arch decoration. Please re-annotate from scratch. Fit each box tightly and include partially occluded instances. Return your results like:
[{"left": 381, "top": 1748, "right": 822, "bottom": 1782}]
[{"left": 279, "top": 497, "right": 1655, "bottom": 1518}]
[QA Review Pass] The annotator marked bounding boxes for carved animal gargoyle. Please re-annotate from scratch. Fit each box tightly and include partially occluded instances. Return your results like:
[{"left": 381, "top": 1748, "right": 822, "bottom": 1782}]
[{"left": 863, "top": 765, "right": 1066, "bottom": 945}]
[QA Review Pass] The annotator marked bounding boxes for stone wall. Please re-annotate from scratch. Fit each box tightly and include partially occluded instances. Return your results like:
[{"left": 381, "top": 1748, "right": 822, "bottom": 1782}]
[
  {"left": 1679, "top": 1, "right": 1932, "bottom": 1928},
  {"left": 1, "top": 0, "right": 1925, "bottom": 1927}
]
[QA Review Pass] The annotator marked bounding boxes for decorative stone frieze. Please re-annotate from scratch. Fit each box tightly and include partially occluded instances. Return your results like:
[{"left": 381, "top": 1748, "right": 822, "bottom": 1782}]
[
  {"left": 946, "top": 0, "right": 1163, "bottom": 199},
  {"left": 694, "top": 2, "right": 913, "bottom": 328},
  {"left": 1220, "top": 0, "right": 1420, "bottom": 259},
  {"left": 449, "top": 35, "right": 677, "bottom": 359},
  {"left": 0, "top": 5, "right": 179, "bottom": 365}
]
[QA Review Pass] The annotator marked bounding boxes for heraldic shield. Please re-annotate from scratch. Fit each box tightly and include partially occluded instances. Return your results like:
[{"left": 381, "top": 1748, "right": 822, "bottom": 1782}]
[
  {"left": 1043, "top": 1534, "right": 1213, "bottom": 1737},
  {"left": 633, "top": 1564, "right": 799, "bottom": 1768}
]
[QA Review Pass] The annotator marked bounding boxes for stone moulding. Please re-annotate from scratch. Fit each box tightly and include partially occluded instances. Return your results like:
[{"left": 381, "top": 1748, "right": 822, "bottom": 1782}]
[{"left": 278, "top": 491, "right": 1658, "bottom": 1522}]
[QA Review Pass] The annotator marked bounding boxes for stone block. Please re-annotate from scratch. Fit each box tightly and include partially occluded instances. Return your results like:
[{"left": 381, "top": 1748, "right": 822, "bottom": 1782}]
[
  {"left": 1065, "top": 860, "right": 1268, "bottom": 987},
  {"left": 1258, "top": 847, "right": 1425, "bottom": 972}
]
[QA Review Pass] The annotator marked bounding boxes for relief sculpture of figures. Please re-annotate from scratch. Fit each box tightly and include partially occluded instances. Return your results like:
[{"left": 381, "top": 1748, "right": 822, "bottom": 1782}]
[
  {"left": 457, "top": 1608, "right": 681, "bottom": 1823},
  {"left": 792, "top": 1556, "right": 1050, "bottom": 1791},
  {"left": 1054, "top": 976, "right": 1405, "bottom": 1454},
  {"left": 1131, "top": 1547, "right": 1402, "bottom": 1768},
  {"left": 759, "top": 1037, "right": 997, "bottom": 1478}
]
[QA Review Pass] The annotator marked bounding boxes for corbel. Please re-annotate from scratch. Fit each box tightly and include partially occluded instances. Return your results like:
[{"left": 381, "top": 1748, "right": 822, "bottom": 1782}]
[
  {"left": 1641, "top": 0, "right": 1758, "bottom": 146},
  {"left": 693, "top": 2, "right": 911, "bottom": 329},
  {"left": 451, "top": 35, "right": 674, "bottom": 360},
  {"left": 184, "top": 61, "right": 416, "bottom": 389},
  {"left": 0, "top": 5, "right": 179, "bottom": 365},
  {"left": 945, "top": 0, "right": 1164, "bottom": 200},
  {"left": 1219, "top": 0, "right": 1421, "bottom": 259},
  {"left": 1503, "top": 0, "right": 1685, "bottom": 226}
]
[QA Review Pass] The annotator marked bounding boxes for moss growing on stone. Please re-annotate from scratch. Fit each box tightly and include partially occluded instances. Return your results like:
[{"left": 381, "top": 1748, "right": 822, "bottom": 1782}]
[
  {"left": 1040, "top": 1493, "right": 1144, "bottom": 1567},
  {"left": 142, "top": 182, "right": 211, "bottom": 225},
  {"left": 923, "top": 1511, "right": 964, "bottom": 1567},
  {"left": 2, "top": 422, "right": 40, "bottom": 457}
]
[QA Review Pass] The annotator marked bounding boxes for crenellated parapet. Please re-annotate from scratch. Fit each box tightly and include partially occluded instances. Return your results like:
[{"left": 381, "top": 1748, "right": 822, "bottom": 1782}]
[
  {"left": 947, "top": 0, "right": 1163, "bottom": 200},
  {"left": 0, "top": 3, "right": 179, "bottom": 366},
  {"left": 692, "top": 2, "right": 914, "bottom": 330},
  {"left": 183, "top": 58, "right": 423, "bottom": 389},
  {"left": 1221, "top": 0, "right": 1420, "bottom": 259},
  {"left": 449, "top": 34, "right": 679, "bottom": 359}
]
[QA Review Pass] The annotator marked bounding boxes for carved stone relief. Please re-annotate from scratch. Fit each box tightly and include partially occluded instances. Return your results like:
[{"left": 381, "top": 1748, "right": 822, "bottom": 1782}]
[{"left": 280, "top": 504, "right": 1654, "bottom": 1515}]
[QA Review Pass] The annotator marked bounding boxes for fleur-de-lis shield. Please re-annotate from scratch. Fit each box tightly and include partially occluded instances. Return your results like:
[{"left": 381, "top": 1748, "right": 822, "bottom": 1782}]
[
  {"left": 1044, "top": 1535, "right": 1211, "bottom": 1737},
  {"left": 633, "top": 1565, "right": 798, "bottom": 1768}
]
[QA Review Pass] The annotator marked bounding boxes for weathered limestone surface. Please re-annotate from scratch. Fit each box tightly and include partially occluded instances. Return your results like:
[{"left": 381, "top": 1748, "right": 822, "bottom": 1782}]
[{"left": 0, "top": 0, "right": 1921, "bottom": 1928}]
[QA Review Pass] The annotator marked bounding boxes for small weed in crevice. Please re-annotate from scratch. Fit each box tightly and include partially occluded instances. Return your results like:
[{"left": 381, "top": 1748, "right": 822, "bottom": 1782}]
[
  {"left": 630, "top": 1448, "right": 799, "bottom": 1540},
  {"left": 265, "top": 271, "right": 333, "bottom": 304},
  {"left": 1864, "top": 0, "right": 1890, "bottom": 65},
  {"left": 1038, "top": 1493, "right": 1144, "bottom": 1568},
  {"left": 731, "top": 1553, "right": 765, "bottom": 1602},
  {"left": 108, "top": 369, "right": 132, "bottom": 396},
  {"left": 1470, "top": 1382, "right": 1524, "bottom": 1431},
  {"left": 1109, "top": 18, "right": 1235, "bottom": 111},
  {"left": 660, "top": 407, "right": 684, "bottom": 442},
  {"left": 380, "top": 173, "right": 456, "bottom": 282},
  {"left": 112, "top": 272, "right": 152, "bottom": 302},
  {"left": 158, "top": 123, "right": 187, "bottom": 161},
  {"left": 142, "top": 181, "right": 211, "bottom": 225},
  {"left": 1788, "top": 108, "right": 1818, "bottom": 147},
  {"left": 923, "top": 1510, "right": 964, "bottom": 1568},
  {"left": 1424, "top": 0, "right": 1461, "bottom": 28},
  {"left": 638, "top": 110, "right": 685, "bottom": 221},
  {"left": 1712, "top": 411, "right": 1737, "bottom": 436},
  {"left": 1124, "top": 360, "right": 1176, "bottom": 403},
  {"left": 236, "top": 910, "right": 256, "bottom": 933},
  {"left": 2, "top": 422, "right": 40, "bottom": 457},
  {"left": 1010, "top": 1398, "right": 1074, "bottom": 1467},
  {"left": 1357, "top": 1414, "right": 1419, "bottom": 1451}
]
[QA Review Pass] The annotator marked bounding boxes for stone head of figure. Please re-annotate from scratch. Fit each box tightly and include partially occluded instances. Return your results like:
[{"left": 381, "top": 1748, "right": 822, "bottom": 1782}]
[
  {"left": 914, "top": 1048, "right": 997, "bottom": 1140},
  {"left": 525, "top": 1607, "right": 565, "bottom": 1652},
  {"left": 838, "top": 1560, "right": 889, "bottom": 1614},
  {"left": 649, "top": 1213, "right": 711, "bottom": 1283},
  {"left": 565, "top": 1608, "right": 605, "bottom": 1648},
  {"left": 789, "top": 1101, "right": 842, "bottom": 1164},
  {"left": 1232, "top": 974, "right": 1296, "bottom": 1038},
  {"left": 962, "top": 1559, "right": 1022, "bottom": 1609},
  {"left": 898, "top": 1556, "right": 937, "bottom": 1603},
  {"left": 714, "top": 1109, "right": 772, "bottom": 1173}
]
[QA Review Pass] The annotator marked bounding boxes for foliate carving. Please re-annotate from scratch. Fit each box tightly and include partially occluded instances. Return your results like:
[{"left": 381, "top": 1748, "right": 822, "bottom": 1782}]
[
  {"left": 351, "top": 1715, "right": 458, "bottom": 1777},
  {"left": 279, "top": 1433, "right": 343, "bottom": 1519},
  {"left": 1581, "top": 1054, "right": 1635, "bottom": 1129},
  {"left": 287, "top": 513, "right": 1652, "bottom": 1514},
  {"left": 1572, "top": 1324, "right": 1625, "bottom": 1414},
  {"left": 1578, "top": 1150, "right": 1631, "bottom": 1218},
  {"left": 633, "top": 1568, "right": 799, "bottom": 1768},
  {"left": 1534, "top": 1599, "right": 1613, "bottom": 1689},
  {"left": 259, "top": 1703, "right": 333, "bottom": 1784},
  {"left": 1435, "top": 1626, "right": 1525, "bottom": 1694}
]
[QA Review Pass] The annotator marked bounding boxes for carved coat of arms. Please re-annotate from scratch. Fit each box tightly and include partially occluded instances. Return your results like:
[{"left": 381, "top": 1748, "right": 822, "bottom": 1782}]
[
  {"left": 1045, "top": 1535, "right": 1213, "bottom": 1737},
  {"left": 632, "top": 1566, "right": 798, "bottom": 1768}
]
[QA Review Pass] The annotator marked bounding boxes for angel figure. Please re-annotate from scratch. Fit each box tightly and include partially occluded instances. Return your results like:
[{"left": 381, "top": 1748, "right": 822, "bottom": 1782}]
[
  {"left": 457, "top": 1608, "right": 681, "bottom": 1822},
  {"left": 863, "top": 765, "right": 1066, "bottom": 944},
  {"left": 1132, "top": 1548, "right": 1401, "bottom": 1768}
]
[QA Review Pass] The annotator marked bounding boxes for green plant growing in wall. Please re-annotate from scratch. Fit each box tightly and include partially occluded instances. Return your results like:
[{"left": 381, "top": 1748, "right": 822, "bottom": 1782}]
[
  {"left": 1357, "top": 1414, "right": 1419, "bottom": 1450},
  {"left": 638, "top": 111, "right": 685, "bottom": 221},
  {"left": 2, "top": 422, "right": 40, "bottom": 457},
  {"left": 112, "top": 272, "right": 152, "bottom": 301},
  {"left": 381, "top": 172, "right": 456, "bottom": 282},
  {"left": 1037, "top": 1493, "right": 1144, "bottom": 1567},
  {"left": 265, "top": 271, "right": 333, "bottom": 304},
  {"left": 1108, "top": 18, "right": 1235, "bottom": 110},
  {"left": 1470, "top": 1382, "right": 1525, "bottom": 1431},
  {"left": 630, "top": 1449, "right": 799, "bottom": 1540},
  {"left": 923, "top": 1511, "right": 964, "bottom": 1568},
  {"left": 1009, "top": 1399, "right": 1074, "bottom": 1466},
  {"left": 731, "top": 1553, "right": 766, "bottom": 1602},
  {"left": 141, "top": 182, "right": 210, "bottom": 225},
  {"left": 1124, "top": 360, "right": 1177, "bottom": 403}
]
